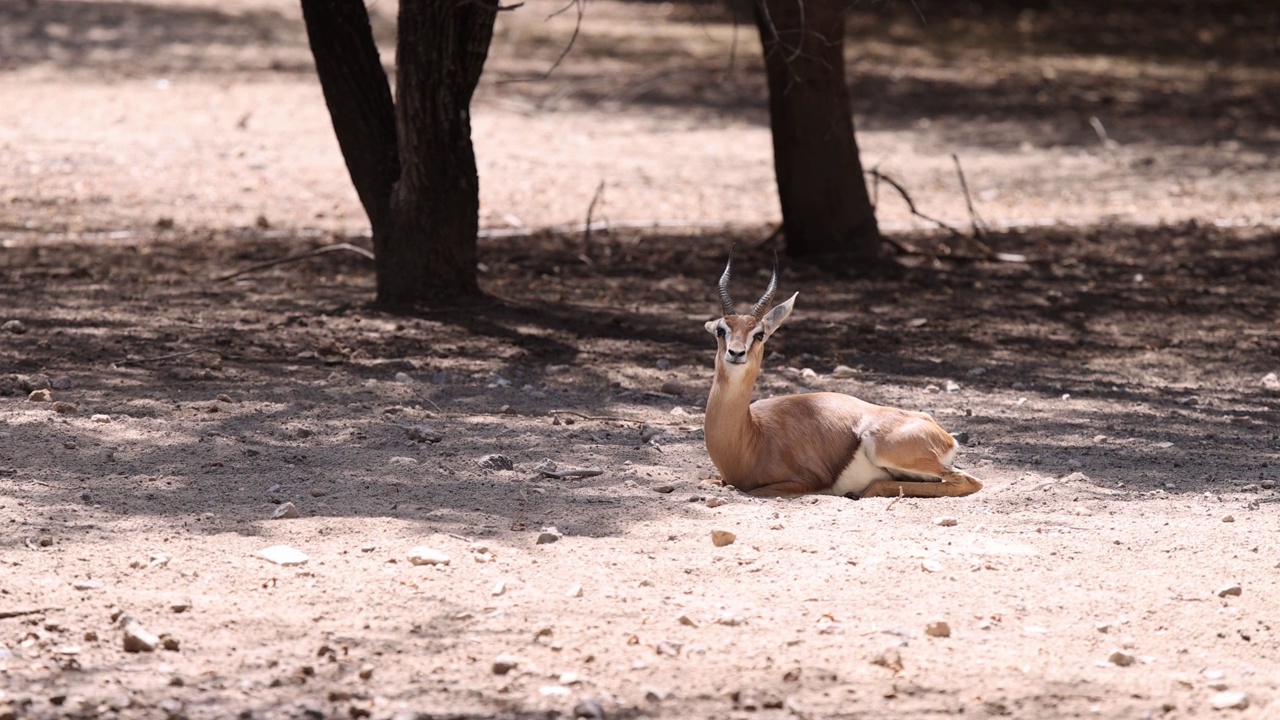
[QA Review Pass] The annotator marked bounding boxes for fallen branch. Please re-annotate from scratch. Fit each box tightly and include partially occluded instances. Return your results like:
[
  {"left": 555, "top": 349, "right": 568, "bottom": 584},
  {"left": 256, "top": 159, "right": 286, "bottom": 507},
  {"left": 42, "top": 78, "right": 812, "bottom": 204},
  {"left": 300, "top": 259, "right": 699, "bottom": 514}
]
[
  {"left": 548, "top": 409, "right": 646, "bottom": 425},
  {"left": 1, "top": 607, "right": 63, "bottom": 620},
  {"left": 541, "top": 466, "right": 604, "bottom": 479},
  {"left": 114, "top": 348, "right": 220, "bottom": 367},
  {"left": 215, "top": 242, "right": 374, "bottom": 282},
  {"left": 582, "top": 180, "right": 606, "bottom": 255}
]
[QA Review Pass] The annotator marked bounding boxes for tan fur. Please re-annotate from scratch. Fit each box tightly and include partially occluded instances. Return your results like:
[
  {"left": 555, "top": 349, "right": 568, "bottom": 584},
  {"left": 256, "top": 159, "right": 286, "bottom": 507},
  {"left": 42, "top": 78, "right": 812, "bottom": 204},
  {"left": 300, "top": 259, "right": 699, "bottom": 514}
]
[{"left": 703, "top": 297, "right": 982, "bottom": 500}]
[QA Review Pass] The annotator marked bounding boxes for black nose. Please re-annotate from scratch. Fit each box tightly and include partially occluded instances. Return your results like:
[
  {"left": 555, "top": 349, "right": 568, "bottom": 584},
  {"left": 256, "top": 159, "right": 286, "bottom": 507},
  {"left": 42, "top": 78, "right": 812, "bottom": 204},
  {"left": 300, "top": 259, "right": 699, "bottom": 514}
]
[{"left": 727, "top": 348, "right": 746, "bottom": 361}]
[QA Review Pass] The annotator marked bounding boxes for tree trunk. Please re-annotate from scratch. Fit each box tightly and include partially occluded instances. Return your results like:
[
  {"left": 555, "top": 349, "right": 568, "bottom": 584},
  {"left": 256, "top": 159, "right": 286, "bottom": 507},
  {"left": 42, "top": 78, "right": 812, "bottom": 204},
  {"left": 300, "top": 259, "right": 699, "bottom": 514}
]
[
  {"left": 753, "top": 0, "right": 880, "bottom": 260},
  {"left": 301, "top": 0, "right": 496, "bottom": 305},
  {"left": 385, "top": 0, "right": 497, "bottom": 303}
]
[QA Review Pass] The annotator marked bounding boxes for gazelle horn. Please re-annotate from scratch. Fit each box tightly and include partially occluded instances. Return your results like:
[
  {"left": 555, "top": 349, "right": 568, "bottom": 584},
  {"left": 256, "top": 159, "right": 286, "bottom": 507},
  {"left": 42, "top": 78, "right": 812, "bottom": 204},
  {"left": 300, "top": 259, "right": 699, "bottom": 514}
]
[
  {"left": 750, "top": 264, "right": 778, "bottom": 319},
  {"left": 717, "top": 257, "right": 735, "bottom": 317}
]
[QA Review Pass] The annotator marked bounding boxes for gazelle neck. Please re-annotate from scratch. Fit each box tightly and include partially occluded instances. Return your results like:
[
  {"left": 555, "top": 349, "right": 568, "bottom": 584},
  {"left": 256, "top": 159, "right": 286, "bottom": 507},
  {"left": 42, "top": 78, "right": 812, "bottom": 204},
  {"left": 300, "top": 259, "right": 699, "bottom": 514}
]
[{"left": 705, "top": 357, "right": 763, "bottom": 481}]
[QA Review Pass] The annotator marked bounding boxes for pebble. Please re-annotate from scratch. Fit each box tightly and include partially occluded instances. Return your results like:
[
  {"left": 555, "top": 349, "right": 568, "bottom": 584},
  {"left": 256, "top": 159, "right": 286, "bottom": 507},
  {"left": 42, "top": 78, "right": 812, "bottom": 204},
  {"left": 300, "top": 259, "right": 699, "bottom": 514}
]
[
  {"left": 51, "top": 401, "right": 77, "bottom": 414},
  {"left": 1217, "top": 584, "right": 1242, "bottom": 598},
  {"left": 676, "top": 614, "right": 697, "bottom": 627},
  {"left": 660, "top": 379, "right": 683, "bottom": 395},
  {"left": 706, "top": 497, "right": 729, "bottom": 508},
  {"left": 1222, "top": 514, "right": 1235, "bottom": 523},
  {"left": 389, "top": 456, "right": 419, "bottom": 466},
  {"left": 1209, "top": 691, "right": 1249, "bottom": 710},
  {"left": 653, "top": 484, "right": 675, "bottom": 494},
  {"left": 1108, "top": 650, "right": 1136, "bottom": 667},
  {"left": 431, "top": 370, "right": 451, "bottom": 385},
  {"left": 358, "top": 664, "right": 375, "bottom": 680},
  {"left": 258, "top": 545, "right": 309, "bottom": 566},
  {"left": 920, "top": 560, "right": 942, "bottom": 573},
  {"left": 491, "top": 581, "right": 507, "bottom": 597},
  {"left": 536, "top": 527, "right": 562, "bottom": 544},
  {"left": 830, "top": 365, "right": 858, "bottom": 378},
  {"left": 90, "top": 414, "right": 111, "bottom": 423},
  {"left": 27, "top": 389, "right": 52, "bottom": 402},
  {"left": 573, "top": 697, "right": 606, "bottom": 719},
  {"left": 1, "top": 319, "right": 27, "bottom": 334},
  {"left": 492, "top": 654, "right": 519, "bottom": 675},
  {"left": 711, "top": 530, "right": 736, "bottom": 547},
  {"left": 477, "top": 454, "right": 514, "bottom": 471},
  {"left": 533, "top": 458, "right": 557, "bottom": 473},
  {"left": 925, "top": 621, "right": 951, "bottom": 638},
  {"left": 933, "top": 516, "right": 958, "bottom": 527},
  {"left": 656, "top": 358, "right": 672, "bottom": 371},
  {"left": 640, "top": 426, "right": 660, "bottom": 443},
  {"left": 394, "top": 372, "right": 413, "bottom": 384},
  {"left": 72, "top": 580, "right": 103, "bottom": 590},
  {"left": 655, "top": 641, "right": 682, "bottom": 657},
  {"left": 271, "top": 502, "right": 299, "bottom": 520},
  {"left": 872, "top": 648, "right": 903, "bottom": 673},
  {"left": 670, "top": 406, "right": 689, "bottom": 416},
  {"left": 944, "top": 380, "right": 961, "bottom": 393},
  {"left": 800, "top": 368, "right": 818, "bottom": 381},
  {"left": 566, "top": 583, "right": 583, "bottom": 598},
  {"left": 309, "top": 487, "right": 327, "bottom": 497},
  {"left": 1262, "top": 372, "right": 1279, "bottom": 390},
  {"left": 405, "top": 425, "right": 443, "bottom": 443},
  {"left": 121, "top": 617, "right": 160, "bottom": 653},
  {"left": 406, "top": 547, "right": 451, "bottom": 566},
  {"left": 216, "top": 394, "right": 234, "bottom": 403}
]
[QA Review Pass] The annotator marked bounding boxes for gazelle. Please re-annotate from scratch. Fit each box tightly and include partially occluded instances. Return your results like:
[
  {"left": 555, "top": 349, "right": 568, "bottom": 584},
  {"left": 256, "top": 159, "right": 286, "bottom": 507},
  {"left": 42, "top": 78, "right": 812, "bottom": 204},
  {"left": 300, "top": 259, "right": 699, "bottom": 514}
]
[{"left": 703, "top": 258, "right": 983, "bottom": 499}]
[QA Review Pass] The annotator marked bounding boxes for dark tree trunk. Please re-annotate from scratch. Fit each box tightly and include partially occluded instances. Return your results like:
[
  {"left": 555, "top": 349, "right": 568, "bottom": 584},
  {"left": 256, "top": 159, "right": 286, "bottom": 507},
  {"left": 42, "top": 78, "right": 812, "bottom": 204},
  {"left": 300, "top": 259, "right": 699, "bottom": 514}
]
[
  {"left": 753, "top": 0, "right": 880, "bottom": 260},
  {"left": 301, "top": 0, "right": 496, "bottom": 305},
  {"left": 385, "top": 0, "right": 496, "bottom": 303}
]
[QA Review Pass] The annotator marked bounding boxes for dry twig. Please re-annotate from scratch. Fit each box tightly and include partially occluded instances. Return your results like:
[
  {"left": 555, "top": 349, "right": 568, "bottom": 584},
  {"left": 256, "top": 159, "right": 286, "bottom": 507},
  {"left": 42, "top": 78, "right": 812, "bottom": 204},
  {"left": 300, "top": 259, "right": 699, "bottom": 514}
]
[
  {"left": 885, "top": 485, "right": 905, "bottom": 510},
  {"left": 216, "top": 242, "right": 374, "bottom": 282}
]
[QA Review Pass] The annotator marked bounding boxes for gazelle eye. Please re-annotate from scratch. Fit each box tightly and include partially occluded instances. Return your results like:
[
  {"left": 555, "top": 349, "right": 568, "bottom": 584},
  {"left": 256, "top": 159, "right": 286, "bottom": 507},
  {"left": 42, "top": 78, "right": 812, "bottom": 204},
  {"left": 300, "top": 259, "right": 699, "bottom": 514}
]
[
  {"left": 754, "top": 332, "right": 765, "bottom": 343},
  {"left": 716, "top": 326, "right": 726, "bottom": 338}
]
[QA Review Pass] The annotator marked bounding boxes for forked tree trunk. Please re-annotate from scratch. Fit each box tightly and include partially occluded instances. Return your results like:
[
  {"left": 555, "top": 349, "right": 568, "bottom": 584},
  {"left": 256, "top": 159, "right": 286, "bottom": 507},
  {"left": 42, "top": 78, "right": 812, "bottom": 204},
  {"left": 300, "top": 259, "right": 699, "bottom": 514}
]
[
  {"left": 753, "top": 0, "right": 880, "bottom": 260},
  {"left": 301, "top": 0, "right": 495, "bottom": 305}
]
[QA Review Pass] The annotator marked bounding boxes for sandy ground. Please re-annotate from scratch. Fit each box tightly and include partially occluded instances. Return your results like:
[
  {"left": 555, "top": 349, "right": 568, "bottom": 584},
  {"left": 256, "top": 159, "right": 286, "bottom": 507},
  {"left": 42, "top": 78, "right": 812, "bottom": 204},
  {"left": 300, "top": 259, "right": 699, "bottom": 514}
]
[{"left": 2, "top": 1, "right": 1280, "bottom": 719}]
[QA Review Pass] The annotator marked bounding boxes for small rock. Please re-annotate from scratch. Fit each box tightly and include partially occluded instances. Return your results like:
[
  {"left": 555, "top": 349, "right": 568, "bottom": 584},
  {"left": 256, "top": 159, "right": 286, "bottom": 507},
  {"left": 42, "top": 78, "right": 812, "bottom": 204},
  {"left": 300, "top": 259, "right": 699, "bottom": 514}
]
[
  {"left": 1261, "top": 372, "right": 1280, "bottom": 391},
  {"left": 491, "top": 580, "right": 506, "bottom": 597},
  {"left": 431, "top": 369, "right": 451, "bottom": 385},
  {"left": 2, "top": 319, "right": 27, "bottom": 334},
  {"left": 72, "top": 580, "right": 103, "bottom": 590},
  {"left": 660, "top": 378, "right": 683, "bottom": 395},
  {"left": 711, "top": 530, "right": 736, "bottom": 547},
  {"left": 1222, "top": 514, "right": 1235, "bottom": 523},
  {"left": 271, "top": 502, "right": 299, "bottom": 520},
  {"left": 309, "top": 487, "right": 327, "bottom": 497},
  {"left": 389, "top": 456, "right": 419, "bottom": 466},
  {"left": 640, "top": 426, "right": 660, "bottom": 443},
  {"left": 161, "top": 635, "right": 180, "bottom": 651},
  {"left": 655, "top": 640, "right": 682, "bottom": 657},
  {"left": 676, "top": 613, "right": 697, "bottom": 627},
  {"left": 477, "top": 454, "right": 514, "bottom": 471},
  {"left": 121, "top": 617, "right": 160, "bottom": 653},
  {"left": 533, "top": 458, "right": 557, "bottom": 473},
  {"left": 1108, "top": 650, "right": 1136, "bottom": 667},
  {"left": 394, "top": 372, "right": 413, "bottom": 384},
  {"left": 358, "top": 664, "right": 375, "bottom": 680},
  {"left": 1262, "top": 479, "right": 1277, "bottom": 490},
  {"left": 1061, "top": 471, "right": 1091, "bottom": 483},
  {"left": 653, "top": 484, "right": 675, "bottom": 494},
  {"left": 920, "top": 560, "right": 942, "bottom": 573},
  {"left": 656, "top": 358, "right": 672, "bottom": 371},
  {"left": 644, "top": 686, "right": 671, "bottom": 702},
  {"left": 925, "top": 621, "right": 951, "bottom": 638},
  {"left": 706, "top": 497, "right": 729, "bottom": 508},
  {"left": 258, "top": 545, "right": 309, "bottom": 566},
  {"left": 670, "top": 406, "right": 689, "bottom": 416},
  {"left": 406, "top": 425, "right": 443, "bottom": 443},
  {"left": 566, "top": 583, "right": 583, "bottom": 598},
  {"left": 944, "top": 380, "right": 961, "bottom": 393},
  {"left": 933, "top": 516, "right": 958, "bottom": 527},
  {"left": 1217, "top": 584, "right": 1242, "bottom": 598},
  {"left": 90, "top": 414, "right": 111, "bottom": 423},
  {"left": 830, "top": 365, "right": 858, "bottom": 378},
  {"left": 1209, "top": 691, "right": 1249, "bottom": 710},
  {"left": 216, "top": 393, "right": 234, "bottom": 403},
  {"left": 51, "top": 401, "right": 77, "bottom": 414},
  {"left": 27, "top": 389, "right": 52, "bottom": 402},
  {"left": 406, "top": 547, "right": 451, "bottom": 566},
  {"left": 872, "top": 648, "right": 904, "bottom": 673},
  {"left": 491, "top": 654, "right": 519, "bottom": 675},
  {"left": 170, "top": 601, "right": 191, "bottom": 613},
  {"left": 800, "top": 368, "right": 818, "bottom": 381},
  {"left": 925, "top": 384, "right": 941, "bottom": 393},
  {"left": 536, "top": 527, "right": 562, "bottom": 544},
  {"left": 952, "top": 431, "right": 971, "bottom": 445},
  {"left": 573, "top": 697, "right": 606, "bottom": 719}
]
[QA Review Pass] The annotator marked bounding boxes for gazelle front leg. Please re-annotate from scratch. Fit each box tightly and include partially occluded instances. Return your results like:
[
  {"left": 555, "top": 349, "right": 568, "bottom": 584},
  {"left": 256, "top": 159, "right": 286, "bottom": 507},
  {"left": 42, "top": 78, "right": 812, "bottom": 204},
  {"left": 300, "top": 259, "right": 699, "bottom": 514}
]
[
  {"left": 746, "top": 478, "right": 828, "bottom": 497},
  {"left": 858, "top": 470, "right": 983, "bottom": 499}
]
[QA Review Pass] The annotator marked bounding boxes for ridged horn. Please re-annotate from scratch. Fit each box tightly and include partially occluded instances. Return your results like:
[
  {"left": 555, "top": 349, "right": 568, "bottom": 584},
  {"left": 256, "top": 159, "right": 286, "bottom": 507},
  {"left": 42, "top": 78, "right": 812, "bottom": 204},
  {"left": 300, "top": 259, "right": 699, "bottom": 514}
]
[
  {"left": 750, "top": 263, "right": 778, "bottom": 319},
  {"left": 717, "top": 256, "right": 735, "bottom": 317}
]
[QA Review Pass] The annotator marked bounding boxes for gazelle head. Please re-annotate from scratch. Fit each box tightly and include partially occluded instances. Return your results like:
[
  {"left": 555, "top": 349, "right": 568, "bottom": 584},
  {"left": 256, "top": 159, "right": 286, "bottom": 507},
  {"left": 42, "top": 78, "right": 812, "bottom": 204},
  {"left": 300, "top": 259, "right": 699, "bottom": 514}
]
[{"left": 705, "top": 256, "right": 798, "bottom": 374}]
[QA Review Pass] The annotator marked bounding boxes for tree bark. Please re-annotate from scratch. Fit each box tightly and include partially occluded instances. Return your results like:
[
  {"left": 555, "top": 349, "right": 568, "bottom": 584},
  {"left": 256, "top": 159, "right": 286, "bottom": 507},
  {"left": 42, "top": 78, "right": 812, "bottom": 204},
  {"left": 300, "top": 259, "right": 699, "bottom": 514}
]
[
  {"left": 384, "top": 0, "right": 497, "bottom": 303},
  {"left": 302, "top": 0, "right": 495, "bottom": 305},
  {"left": 754, "top": 0, "right": 880, "bottom": 260},
  {"left": 299, "top": 0, "right": 399, "bottom": 239}
]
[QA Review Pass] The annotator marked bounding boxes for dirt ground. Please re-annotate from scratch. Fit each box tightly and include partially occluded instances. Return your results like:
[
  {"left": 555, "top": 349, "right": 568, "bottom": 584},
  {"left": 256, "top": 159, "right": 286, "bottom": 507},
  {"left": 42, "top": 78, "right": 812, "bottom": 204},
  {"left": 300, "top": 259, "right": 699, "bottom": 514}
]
[{"left": 3, "top": 1, "right": 1280, "bottom": 719}]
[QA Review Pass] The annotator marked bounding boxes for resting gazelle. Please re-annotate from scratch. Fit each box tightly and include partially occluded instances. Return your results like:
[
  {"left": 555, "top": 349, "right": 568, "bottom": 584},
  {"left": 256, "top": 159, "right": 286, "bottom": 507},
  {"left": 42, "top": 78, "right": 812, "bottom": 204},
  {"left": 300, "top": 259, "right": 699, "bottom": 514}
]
[{"left": 703, "top": 258, "right": 983, "bottom": 499}]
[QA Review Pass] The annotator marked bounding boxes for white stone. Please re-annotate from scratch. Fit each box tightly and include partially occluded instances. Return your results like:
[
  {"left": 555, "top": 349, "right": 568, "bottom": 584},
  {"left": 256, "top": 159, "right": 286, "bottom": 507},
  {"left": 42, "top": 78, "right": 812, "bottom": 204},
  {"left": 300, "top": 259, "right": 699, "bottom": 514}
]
[
  {"left": 407, "top": 547, "right": 451, "bottom": 566},
  {"left": 258, "top": 545, "right": 309, "bottom": 566},
  {"left": 1209, "top": 691, "right": 1249, "bottom": 710}
]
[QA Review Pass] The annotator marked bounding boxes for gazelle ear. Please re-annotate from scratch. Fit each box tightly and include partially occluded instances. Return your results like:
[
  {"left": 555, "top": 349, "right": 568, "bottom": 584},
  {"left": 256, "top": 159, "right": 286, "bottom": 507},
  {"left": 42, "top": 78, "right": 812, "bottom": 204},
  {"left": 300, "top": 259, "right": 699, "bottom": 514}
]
[
  {"left": 705, "top": 319, "right": 721, "bottom": 335},
  {"left": 761, "top": 292, "right": 798, "bottom": 336}
]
